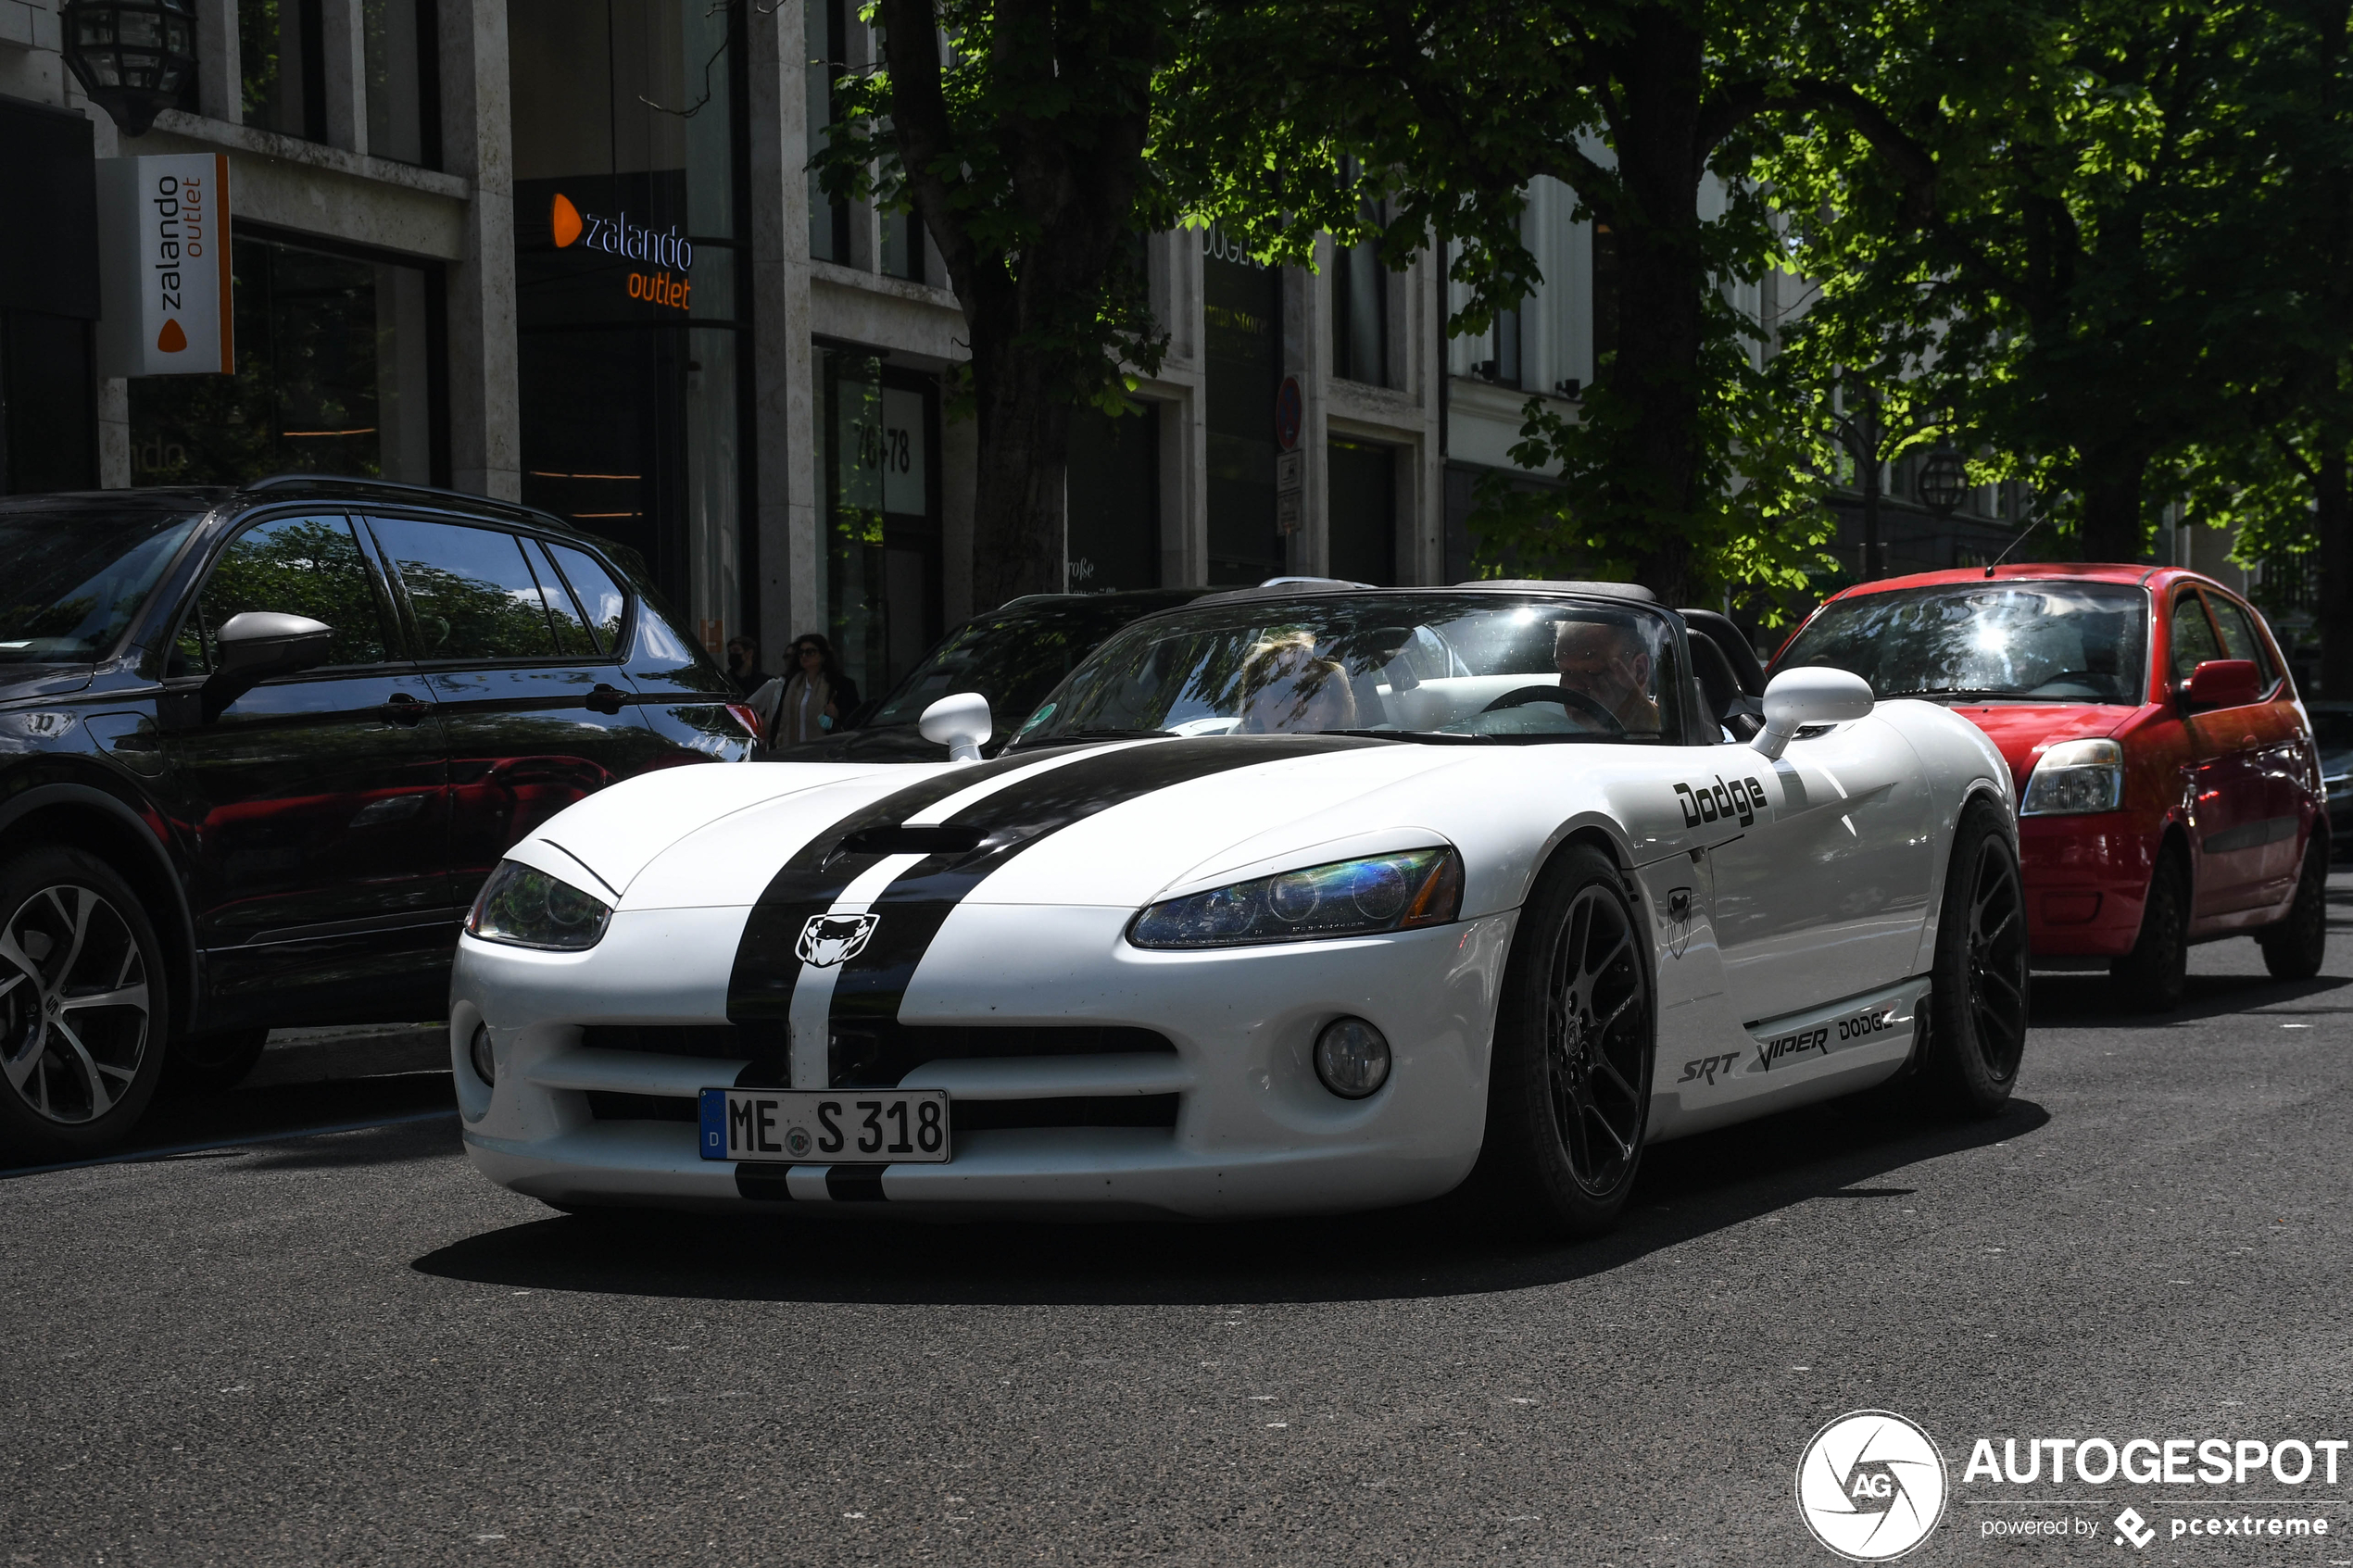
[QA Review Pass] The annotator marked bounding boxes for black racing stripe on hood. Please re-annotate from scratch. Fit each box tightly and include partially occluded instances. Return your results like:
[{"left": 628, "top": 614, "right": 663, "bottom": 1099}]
[
  {"left": 822, "top": 734, "right": 1383, "bottom": 1081},
  {"left": 724, "top": 745, "right": 1098, "bottom": 1041}
]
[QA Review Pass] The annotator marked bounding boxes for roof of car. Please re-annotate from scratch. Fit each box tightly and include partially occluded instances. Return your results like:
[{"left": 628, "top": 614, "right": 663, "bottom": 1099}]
[
  {"left": 1824, "top": 562, "right": 2231, "bottom": 598},
  {"left": 0, "top": 476, "right": 591, "bottom": 539}
]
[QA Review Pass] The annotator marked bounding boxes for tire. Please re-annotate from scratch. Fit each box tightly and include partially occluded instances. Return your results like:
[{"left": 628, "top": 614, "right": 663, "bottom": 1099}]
[
  {"left": 2111, "top": 852, "right": 2189, "bottom": 1012},
  {"left": 0, "top": 847, "right": 170, "bottom": 1160},
  {"left": 2259, "top": 835, "right": 2328, "bottom": 981},
  {"left": 165, "top": 1027, "right": 269, "bottom": 1096},
  {"left": 1469, "top": 844, "right": 1655, "bottom": 1239},
  {"left": 1919, "top": 800, "right": 2031, "bottom": 1116}
]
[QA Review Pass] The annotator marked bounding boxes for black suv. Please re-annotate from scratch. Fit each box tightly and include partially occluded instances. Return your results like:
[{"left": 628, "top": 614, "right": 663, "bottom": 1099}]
[{"left": 0, "top": 478, "right": 753, "bottom": 1158}]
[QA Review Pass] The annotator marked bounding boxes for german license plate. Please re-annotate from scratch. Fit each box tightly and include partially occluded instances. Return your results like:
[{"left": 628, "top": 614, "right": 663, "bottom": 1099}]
[{"left": 698, "top": 1087, "right": 951, "bottom": 1163}]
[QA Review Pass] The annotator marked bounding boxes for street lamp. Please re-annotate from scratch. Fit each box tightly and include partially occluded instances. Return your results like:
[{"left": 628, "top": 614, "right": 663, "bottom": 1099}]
[
  {"left": 1917, "top": 444, "right": 1971, "bottom": 518},
  {"left": 60, "top": 0, "right": 196, "bottom": 137}
]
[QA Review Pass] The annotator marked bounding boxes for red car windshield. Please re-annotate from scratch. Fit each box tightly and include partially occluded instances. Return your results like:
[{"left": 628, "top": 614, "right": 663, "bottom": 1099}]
[{"left": 1780, "top": 583, "right": 2150, "bottom": 705}]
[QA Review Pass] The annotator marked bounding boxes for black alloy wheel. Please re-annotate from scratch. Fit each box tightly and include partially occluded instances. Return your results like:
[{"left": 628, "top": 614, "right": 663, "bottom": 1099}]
[
  {"left": 1921, "top": 800, "right": 2030, "bottom": 1115},
  {"left": 2111, "top": 853, "right": 2190, "bottom": 1012},
  {"left": 0, "top": 848, "right": 169, "bottom": 1158},
  {"left": 2259, "top": 835, "right": 2329, "bottom": 981},
  {"left": 1470, "top": 843, "right": 1655, "bottom": 1237}
]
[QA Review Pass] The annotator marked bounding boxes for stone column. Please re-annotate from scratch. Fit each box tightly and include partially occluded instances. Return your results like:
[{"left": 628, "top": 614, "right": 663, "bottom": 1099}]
[
  {"left": 745, "top": 0, "right": 819, "bottom": 649},
  {"left": 438, "top": 0, "right": 519, "bottom": 500}
]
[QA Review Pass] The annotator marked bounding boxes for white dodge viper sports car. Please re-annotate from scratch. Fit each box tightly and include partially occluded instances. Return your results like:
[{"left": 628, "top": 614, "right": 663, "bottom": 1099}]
[{"left": 451, "top": 583, "right": 2029, "bottom": 1235}]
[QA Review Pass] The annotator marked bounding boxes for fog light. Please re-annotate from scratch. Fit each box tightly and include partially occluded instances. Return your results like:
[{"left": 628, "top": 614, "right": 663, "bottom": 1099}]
[
  {"left": 1314, "top": 1016, "right": 1390, "bottom": 1099},
  {"left": 469, "top": 1023, "right": 497, "bottom": 1087}
]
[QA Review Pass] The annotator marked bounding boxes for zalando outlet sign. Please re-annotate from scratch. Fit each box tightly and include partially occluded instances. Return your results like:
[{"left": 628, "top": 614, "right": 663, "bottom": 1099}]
[
  {"left": 551, "top": 192, "right": 693, "bottom": 312},
  {"left": 96, "top": 154, "right": 232, "bottom": 377}
]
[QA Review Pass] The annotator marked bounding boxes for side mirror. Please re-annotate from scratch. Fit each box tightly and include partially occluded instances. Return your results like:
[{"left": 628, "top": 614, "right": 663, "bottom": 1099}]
[
  {"left": 1752, "top": 666, "right": 1874, "bottom": 760},
  {"left": 200, "top": 611, "right": 334, "bottom": 721},
  {"left": 2181, "top": 658, "right": 2261, "bottom": 712},
  {"left": 919, "top": 690, "right": 991, "bottom": 764}
]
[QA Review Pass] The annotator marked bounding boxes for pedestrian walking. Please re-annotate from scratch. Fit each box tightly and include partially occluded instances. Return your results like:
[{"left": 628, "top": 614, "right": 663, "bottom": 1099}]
[
  {"left": 724, "top": 635, "right": 763, "bottom": 696},
  {"left": 749, "top": 633, "right": 860, "bottom": 747}
]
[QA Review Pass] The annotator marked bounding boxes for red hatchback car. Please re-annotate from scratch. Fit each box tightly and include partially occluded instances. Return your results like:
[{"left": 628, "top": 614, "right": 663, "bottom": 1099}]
[{"left": 1771, "top": 564, "right": 2330, "bottom": 1009}]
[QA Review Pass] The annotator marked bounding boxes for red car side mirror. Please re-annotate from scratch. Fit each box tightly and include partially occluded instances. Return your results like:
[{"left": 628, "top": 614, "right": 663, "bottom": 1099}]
[{"left": 2181, "top": 658, "right": 2262, "bottom": 710}]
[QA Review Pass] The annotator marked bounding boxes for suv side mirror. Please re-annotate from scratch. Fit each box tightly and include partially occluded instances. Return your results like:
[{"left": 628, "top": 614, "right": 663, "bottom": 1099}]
[
  {"left": 919, "top": 691, "right": 991, "bottom": 763},
  {"left": 1752, "top": 667, "right": 1874, "bottom": 760},
  {"left": 2181, "top": 658, "right": 2261, "bottom": 712},
  {"left": 200, "top": 611, "right": 334, "bottom": 721}
]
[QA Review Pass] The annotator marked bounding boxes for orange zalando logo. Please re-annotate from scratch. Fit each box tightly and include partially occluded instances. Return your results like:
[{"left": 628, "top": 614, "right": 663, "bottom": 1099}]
[{"left": 157, "top": 320, "right": 188, "bottom": 352}]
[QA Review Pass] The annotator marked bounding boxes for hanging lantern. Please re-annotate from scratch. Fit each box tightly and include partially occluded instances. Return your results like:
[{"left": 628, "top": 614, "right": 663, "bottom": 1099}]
[
  {"left": 61, "top": 0, "right": 196, "bottom": 137},
  {"left": 1917, "top": 445, "right": 1971, "bottom": 517}
]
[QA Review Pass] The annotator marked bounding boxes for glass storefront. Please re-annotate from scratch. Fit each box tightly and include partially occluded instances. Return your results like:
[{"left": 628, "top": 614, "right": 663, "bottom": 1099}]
[
  {"left": 1202, "top": 230, "right": 1283, "bottom": 584},
  {"left": 816, "top": 347, "right": 940, "bottom": 701},
  {"left": 128, "top": 229, "right": 442, "bottom": 488},
  {"left": 1067, "top": 403, "right": 1159, "bottom": 592},
  {"left": 510, "top": 0, "right": 751, "bottom": 657}
]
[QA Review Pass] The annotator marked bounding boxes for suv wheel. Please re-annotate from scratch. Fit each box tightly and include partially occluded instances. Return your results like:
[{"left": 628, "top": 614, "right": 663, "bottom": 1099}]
[{"left": 0, "top": 848, "right": 170, "bottom": 1160}]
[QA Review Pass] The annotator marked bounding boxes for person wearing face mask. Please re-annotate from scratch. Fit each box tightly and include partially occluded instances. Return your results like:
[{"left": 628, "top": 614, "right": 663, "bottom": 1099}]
[
  {"left": 724, "top": 635, "right": 763, "bottom": 696},
  {"left": 749, "top": 633, "right": 861, "bottom": 748}
]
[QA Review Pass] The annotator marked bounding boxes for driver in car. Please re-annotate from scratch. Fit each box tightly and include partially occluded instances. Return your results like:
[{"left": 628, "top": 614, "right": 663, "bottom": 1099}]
[{"left": 1554, "top": 618, "right": 1662, "bottom": 735}]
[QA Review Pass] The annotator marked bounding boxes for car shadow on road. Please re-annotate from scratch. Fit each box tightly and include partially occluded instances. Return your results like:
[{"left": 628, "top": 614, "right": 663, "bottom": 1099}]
[
  {"left": 410, "top": 1089, "right": 2048, "bottom": 1308},
  {"left": 2027, "top": 972, "right": 2349, "bottom": 1028}
]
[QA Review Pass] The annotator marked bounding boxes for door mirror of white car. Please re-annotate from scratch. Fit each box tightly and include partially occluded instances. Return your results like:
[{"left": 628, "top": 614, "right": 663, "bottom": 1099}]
[
  {"left": 1752, "top": 667, "right": 1875, "bottom": 760},
  {"left": 919, "top": 691, "right": 992, "bottom": 763}
]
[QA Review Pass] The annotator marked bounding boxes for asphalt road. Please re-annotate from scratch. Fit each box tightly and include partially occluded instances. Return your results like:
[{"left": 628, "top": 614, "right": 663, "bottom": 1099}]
[{"left": 6, "top": 876, "right": 2350, "bottom": 1567}]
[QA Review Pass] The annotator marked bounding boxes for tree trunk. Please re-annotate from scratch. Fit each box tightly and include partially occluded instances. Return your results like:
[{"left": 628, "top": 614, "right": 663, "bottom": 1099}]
[
  {"left": 2318, "top": 438, "right": 2352, "bottom": 697},
  {"left": 1606, "top": 8, "right": 1708, "bottom": 608},
  {"left": 2075, "top": 445, "right": 2148, "bottom": 563},
  {"left": 967, "top": 327, "right": 1074, "bottom": 608}
]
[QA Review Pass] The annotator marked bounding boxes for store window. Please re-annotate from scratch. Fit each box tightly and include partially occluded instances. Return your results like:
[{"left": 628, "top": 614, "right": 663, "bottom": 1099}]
[
  {"left": 128, "top": 231, "right": 443, "bottom": 488},
  {"left": 1327, "top": 438, "right": 1395, "bottom": 585},
  {"left": 1067, "top": 403, "right": 1158, "bottom": 593},
  {"left": 363, "top": 0, "right": 440, "bottom": 166},
  {"left": 1203, "top": 227, "right": 1282, "bottom": 585},
  {"left": 817, "top": 347, "right": 939, "bottom": 699},
  {"left": 511, "top": 0, "right": 752, "bottom": 657}
]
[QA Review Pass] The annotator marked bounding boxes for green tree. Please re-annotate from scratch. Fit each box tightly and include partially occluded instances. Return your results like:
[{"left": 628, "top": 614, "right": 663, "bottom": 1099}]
[
  {"left": 1761, "top": 0, "right": 2297, "bottom": 563},
  {"left": 816, "top": 0, "right": 1180, "bottom": 608}
]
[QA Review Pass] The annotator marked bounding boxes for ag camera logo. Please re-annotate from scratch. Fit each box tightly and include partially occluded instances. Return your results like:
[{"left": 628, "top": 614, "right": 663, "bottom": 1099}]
[{"left": 1796, "top": 1410, "right": 1948, "bottom": 1561}]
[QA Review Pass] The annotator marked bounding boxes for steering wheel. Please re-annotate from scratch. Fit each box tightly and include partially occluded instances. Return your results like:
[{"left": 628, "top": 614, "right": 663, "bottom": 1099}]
[{"left": 1480, "top": 683, "right": 1628, "bottom": 737}]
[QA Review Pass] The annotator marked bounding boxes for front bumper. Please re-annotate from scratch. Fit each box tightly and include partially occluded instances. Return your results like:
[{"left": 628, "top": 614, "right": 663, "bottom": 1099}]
[
  {"left": 452, "top": 904, "right": 1515, "bottom": 1219},
  {"left": 2018, "top": 814, "right": 2157, "bottom": 958}
]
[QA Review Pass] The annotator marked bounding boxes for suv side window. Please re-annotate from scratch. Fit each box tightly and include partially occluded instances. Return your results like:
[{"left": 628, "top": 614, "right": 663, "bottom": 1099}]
[
  {"left": 174, "top": 514, "right": 392, "bottom": 673},
  {"left": 2169, "top": 590, "right": 2223, "bottom": 682},
  {"left": 369, "top": 517, "right": 568, "bottom": 663},
  {"left": 542, "top": 541, "right": 629, "bottom": 655},
  {"left": 2206, "top": 596, "right": 2280, "bottom": 689}
]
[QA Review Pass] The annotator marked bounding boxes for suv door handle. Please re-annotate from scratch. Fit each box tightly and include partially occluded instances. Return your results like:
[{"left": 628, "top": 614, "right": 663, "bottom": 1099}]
[
  {"left": 586, "top": 684, "right": 628, "bottom": 716},
  {"left": 380, "top": 692, "right": 429, "bottom": 727}
]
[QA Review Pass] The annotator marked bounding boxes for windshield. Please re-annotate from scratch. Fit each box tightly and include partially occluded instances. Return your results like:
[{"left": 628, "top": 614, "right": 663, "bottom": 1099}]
[
  {"left": 1017, "top": 593, "right": 1679, "bottom": 745},
  {"left": 1779, "top": 583, "right": 2150, "bottom": 705},
  {"left": 865, "top": 599, "right": 1174, "bottom": 731},
  {"left": 0, "top": 507, "right": 203, "bottom": 665}
]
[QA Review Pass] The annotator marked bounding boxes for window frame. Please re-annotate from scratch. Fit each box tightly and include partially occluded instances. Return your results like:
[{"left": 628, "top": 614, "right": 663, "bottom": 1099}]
[
  {"left": 2201, "top": 590, "right": 2284, "bottom": 695},
  {"left": 359, "top": 509, "right": 636, "bottom": 671},
  {"left": 166, "top": 508, "right": 409, "bottom": 679}
]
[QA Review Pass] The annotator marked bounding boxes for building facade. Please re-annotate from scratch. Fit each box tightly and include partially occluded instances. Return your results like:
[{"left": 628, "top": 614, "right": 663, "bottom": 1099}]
[{"left": 20, "top": 0, "right": 2210, "bottom": 696}]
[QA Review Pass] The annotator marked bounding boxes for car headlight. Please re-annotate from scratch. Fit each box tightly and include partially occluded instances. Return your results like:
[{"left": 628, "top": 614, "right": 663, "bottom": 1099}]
[
  {"left": 2020, "top": 738, "right": 2125, "bottom": 816},
  {"left": 1129, "top": 847, "right": 1463, "bottom": 949},
  {"left": 465, "top": 860, "right": 612, "bottom": 949}
]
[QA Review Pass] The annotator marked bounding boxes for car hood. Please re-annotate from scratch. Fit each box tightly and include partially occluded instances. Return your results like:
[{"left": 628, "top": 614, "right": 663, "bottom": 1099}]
[
  {"left": 1939, "top": 702, "right": 2135, "bottom": 791},
  {"left": 0, "top": 665, "right": 95, "bottom": 703},
  {"left": 510, "top": 736, "right": 1487, "bottom": 916}
]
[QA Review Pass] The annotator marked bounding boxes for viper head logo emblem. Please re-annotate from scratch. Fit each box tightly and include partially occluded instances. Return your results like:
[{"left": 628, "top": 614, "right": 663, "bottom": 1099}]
[
  {"left": 1665, "top": 885, "right": 1694, "bottom": 959},
  {"left": 797, "top": 912, "right": 879, "bottom": 968}
]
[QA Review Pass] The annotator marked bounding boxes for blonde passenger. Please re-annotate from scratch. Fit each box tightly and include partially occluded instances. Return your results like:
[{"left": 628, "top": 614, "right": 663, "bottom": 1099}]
[{"left": 1236, "top": 631, "right": 1358, "bottom": 734}]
